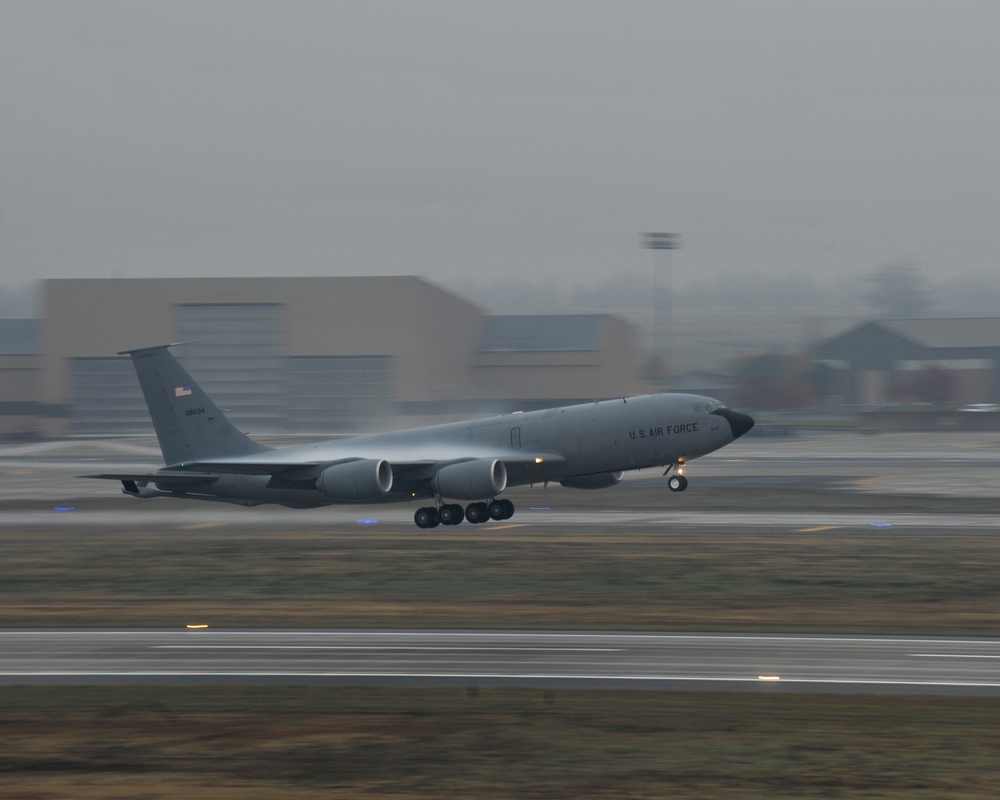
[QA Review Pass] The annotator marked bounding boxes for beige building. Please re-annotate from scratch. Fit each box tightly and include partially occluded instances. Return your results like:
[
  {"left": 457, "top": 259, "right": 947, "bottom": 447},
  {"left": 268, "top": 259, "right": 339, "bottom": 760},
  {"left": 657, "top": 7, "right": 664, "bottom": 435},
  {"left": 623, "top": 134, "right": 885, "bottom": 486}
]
[
  {"left": 30, "top": 276, "right": 650, "bottom": 438},
  {"left": 0, "top": 320, "right": 40, "bottom": 439},
  {"left": 472, "top": 315, "right": 644, "bottom": 402}
]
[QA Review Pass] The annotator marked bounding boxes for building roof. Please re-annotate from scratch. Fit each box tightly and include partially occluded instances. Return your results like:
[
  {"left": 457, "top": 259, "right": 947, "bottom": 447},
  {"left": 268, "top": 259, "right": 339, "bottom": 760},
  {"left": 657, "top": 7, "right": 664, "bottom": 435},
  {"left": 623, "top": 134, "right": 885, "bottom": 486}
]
[
  {"left": 879, "top": 318, "right": 1000, "bottom": 349},
  {"left": 478, "top": 315, "right": 608, "bottom": 352},
  {"left": 0, "top": 319, "right": 39, "bottom": 355}
]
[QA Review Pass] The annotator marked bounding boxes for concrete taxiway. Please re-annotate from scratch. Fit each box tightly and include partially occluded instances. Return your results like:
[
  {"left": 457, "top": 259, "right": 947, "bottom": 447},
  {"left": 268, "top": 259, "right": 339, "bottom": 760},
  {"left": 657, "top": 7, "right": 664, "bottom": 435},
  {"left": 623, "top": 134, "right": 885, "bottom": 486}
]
[
  {"left": 3, "top": 506, "right": 1000, "bottom": 532},
  {"left": 2, "top": 629, "right": 1000, "bottom": 695},
  {"left": 3, "top": 431, "right": 1000, "bottom": 531}
]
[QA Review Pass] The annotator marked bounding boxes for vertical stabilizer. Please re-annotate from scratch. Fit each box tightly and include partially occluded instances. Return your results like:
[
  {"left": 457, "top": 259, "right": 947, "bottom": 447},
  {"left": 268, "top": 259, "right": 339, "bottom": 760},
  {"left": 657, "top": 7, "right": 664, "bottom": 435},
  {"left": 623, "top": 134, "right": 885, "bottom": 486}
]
[{"left": 121, "top": 344, "right": 270, "bottom": 466}]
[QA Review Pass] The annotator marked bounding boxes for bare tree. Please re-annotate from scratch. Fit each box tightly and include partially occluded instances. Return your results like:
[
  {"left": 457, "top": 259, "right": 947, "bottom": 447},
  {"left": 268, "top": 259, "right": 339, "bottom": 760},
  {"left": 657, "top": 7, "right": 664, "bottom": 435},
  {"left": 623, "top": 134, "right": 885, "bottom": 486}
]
[{"left": 864, "top": 260, "right": 931, "bottom": 319}]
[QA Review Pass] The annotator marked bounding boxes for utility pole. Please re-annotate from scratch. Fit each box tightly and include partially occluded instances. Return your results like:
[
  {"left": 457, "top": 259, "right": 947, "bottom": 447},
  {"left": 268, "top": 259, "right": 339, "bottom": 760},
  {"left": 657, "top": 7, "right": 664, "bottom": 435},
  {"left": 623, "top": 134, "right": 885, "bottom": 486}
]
[{"left": 641, "top": 232, "right": 681, "bottom": 381}]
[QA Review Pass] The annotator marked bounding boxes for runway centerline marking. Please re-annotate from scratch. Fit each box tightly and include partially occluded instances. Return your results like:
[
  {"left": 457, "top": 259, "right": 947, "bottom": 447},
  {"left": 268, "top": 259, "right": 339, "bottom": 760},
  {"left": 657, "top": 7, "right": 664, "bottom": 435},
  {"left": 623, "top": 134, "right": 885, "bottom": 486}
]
[
  {"left": 4, "top": 672, "right": 1000, "bottom": 689},
  {"left": 154, "top": 645, "right": 620, "bottom": 652},
  {"left": 909, "top": 653, "right": 1000, "bottom": 659},
  {"left": 6, "top": 631, "right": 1000, "bottom": 647}
]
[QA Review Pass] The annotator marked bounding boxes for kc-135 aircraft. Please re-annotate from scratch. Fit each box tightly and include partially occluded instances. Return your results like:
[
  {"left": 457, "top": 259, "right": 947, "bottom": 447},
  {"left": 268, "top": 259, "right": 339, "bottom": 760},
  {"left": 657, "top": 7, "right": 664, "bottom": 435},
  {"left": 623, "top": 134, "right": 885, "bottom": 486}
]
[{"left": 87, "top": 344, "right": 755, "bottom": 528}]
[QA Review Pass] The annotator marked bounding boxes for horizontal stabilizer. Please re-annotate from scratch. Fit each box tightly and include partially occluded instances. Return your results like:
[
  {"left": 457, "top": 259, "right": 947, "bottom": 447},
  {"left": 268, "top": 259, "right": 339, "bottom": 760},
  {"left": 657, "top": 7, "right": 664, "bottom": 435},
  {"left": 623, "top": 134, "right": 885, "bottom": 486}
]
[
  {"left": 116, "top": 342, "right": 195, "bottom": 356},
  {"left": 82, "top": 471, "right": 220, "bottom": 486}
]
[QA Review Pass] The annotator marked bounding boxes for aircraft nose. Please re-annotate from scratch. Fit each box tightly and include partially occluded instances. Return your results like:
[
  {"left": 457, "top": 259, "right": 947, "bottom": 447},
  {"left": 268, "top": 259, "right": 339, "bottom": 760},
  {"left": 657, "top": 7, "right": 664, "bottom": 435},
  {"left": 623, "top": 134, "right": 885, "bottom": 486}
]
[{"left": 710, "top": 408, "right": 755, "bottom": 440}]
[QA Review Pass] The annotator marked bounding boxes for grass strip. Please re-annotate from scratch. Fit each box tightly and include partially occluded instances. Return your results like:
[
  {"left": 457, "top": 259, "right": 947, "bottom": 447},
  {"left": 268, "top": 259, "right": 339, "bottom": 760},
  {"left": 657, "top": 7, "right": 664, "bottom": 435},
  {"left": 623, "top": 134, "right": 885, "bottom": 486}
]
[
  {"left": 1, "top": 686, "right": 998, "bottom": 799},
  {"left": 2, "top": 525, "right": 1000, "bottom": 633}
]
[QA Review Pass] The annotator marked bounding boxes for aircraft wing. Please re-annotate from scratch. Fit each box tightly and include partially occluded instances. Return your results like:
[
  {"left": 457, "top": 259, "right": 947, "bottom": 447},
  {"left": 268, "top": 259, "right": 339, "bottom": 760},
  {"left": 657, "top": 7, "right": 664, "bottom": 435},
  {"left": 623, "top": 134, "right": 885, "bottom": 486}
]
[
  {"left": 86, "top": 451, "right": 567, "bottom": 504},
  {"left": 181, "top": 453, "right": 564, "bottom": 476},
  {"left": 179, "top": 453, "right": 565, "bottom": 485}
]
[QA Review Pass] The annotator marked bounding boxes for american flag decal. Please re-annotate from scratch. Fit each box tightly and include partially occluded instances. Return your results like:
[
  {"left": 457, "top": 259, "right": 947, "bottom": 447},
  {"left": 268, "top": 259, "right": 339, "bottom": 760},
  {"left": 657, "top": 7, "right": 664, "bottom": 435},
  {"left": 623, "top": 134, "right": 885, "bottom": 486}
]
[{"left": 174, "top": 386, "right": 192, "bottom": 397}]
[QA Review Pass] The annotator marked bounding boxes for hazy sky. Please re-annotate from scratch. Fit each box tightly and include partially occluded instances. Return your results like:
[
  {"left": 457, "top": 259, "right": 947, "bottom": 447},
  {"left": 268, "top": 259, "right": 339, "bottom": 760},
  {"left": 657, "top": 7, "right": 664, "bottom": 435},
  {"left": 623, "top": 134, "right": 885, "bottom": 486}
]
[{"left": 2, "top": 1, "right": 998, "bottom": 295}]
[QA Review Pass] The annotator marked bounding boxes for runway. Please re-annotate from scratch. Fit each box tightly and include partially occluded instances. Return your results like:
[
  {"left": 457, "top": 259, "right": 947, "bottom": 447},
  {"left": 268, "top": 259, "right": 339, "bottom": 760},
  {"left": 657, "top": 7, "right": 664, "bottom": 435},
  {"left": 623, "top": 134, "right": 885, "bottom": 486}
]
[
  {"left": 3, "top": 629, "right": 1000, "bottom": 695},
  {"left": 3, "top": 432, "right": 1000, "bottom": 696}
]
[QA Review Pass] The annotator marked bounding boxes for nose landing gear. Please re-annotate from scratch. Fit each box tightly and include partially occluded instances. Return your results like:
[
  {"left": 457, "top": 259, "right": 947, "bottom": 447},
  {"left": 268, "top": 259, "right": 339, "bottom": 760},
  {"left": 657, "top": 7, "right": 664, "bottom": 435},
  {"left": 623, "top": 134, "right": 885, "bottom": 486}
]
[{"left": 666, "top": 462, "right": 689, "bottom": 493}]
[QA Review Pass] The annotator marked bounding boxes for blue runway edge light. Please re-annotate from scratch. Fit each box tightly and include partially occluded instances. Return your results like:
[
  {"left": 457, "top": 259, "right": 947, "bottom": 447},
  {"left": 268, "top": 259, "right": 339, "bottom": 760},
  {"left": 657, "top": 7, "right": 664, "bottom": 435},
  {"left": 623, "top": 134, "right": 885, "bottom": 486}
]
[
  {"left": 356, "top": 519, "right": 379, "bottom": 525},
  {"left": 53, "top": 506, "right": 75, "bottom": 512},
  {"left": 870, "top": 523, "right": 892, "bottom": 527}
]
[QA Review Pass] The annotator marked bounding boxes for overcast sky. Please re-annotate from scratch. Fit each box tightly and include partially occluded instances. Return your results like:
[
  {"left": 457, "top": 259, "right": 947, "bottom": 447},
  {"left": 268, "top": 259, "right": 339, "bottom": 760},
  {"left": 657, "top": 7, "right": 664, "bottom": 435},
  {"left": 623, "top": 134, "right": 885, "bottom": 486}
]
[{"left": 1, "top": 1, "right": 998, "bottom": 298}]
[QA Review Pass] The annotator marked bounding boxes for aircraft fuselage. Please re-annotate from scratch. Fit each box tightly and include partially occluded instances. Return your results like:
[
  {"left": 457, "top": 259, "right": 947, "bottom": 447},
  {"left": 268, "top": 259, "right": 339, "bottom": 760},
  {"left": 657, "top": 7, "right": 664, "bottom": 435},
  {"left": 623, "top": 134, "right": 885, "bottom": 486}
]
[
  {"left": 153, "top": 393, "right": 743, "bottom": 507},
  {"left": 88, "top": 345, "right": 754, "bottom": 526}
]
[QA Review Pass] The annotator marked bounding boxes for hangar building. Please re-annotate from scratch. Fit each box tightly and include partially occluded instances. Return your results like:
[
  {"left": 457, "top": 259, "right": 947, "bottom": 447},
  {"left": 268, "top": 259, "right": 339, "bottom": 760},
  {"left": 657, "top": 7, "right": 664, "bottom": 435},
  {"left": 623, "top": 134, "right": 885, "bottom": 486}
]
[{"left": 30, "top": 276, "right": 649, "bottom": 439}]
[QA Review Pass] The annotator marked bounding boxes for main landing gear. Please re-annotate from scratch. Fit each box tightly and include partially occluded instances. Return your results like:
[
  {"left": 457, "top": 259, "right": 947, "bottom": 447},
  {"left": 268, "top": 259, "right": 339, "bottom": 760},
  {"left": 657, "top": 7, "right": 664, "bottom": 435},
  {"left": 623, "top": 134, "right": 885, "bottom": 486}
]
[{"left": 414, "top": 498, "right": 515, "bottom": 529}]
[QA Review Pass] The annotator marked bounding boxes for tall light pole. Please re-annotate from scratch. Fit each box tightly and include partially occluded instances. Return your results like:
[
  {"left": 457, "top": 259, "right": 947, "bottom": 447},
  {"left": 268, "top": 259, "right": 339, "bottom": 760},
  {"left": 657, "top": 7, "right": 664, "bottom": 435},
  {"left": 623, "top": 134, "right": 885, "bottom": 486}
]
[{"left": 641, "top": 231, "right": 681, "bottom": 381}]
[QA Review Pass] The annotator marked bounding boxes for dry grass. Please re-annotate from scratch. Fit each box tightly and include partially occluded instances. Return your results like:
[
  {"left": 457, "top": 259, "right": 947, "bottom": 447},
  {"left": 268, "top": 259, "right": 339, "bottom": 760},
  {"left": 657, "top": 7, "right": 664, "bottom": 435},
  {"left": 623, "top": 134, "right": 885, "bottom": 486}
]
[
  {"left": 2, "top": 524, "right": 1000, "bottom": 634},
  {"left": 4, "top": 484, "right": 1000, "bottom": 797},
  {"left": 2, "top": 687, "right": 1000, "bottom": 799}
]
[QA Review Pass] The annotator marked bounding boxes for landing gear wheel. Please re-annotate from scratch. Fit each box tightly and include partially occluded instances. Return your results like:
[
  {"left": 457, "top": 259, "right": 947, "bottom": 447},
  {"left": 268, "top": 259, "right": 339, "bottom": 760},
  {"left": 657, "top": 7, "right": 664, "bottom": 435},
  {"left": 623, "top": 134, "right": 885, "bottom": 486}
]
[
  {"left": 414, "top": 507, "right": 439, "bottom": 528},
  {"left": 438, "top": 503, "right": 465, "bottom": 526},
  {"left": 500, "top": 498, "right": 515, "bottom": 519},
  {"left": 465, "top": 502, "right": 488, "bottom": 524},
  {"left": 668, "top": 475, "right": 688, "bottom": 492},
  {"left": 488, "top": 500, "right": 507, "bottom": 521}
]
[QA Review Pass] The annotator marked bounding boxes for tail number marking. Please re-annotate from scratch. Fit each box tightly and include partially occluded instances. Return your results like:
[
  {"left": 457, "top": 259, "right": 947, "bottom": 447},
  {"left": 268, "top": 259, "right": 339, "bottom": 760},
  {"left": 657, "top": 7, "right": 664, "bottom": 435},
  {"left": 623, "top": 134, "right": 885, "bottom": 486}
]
[{"left": 185, "top": 407, "right": 206, "bottom": 417}]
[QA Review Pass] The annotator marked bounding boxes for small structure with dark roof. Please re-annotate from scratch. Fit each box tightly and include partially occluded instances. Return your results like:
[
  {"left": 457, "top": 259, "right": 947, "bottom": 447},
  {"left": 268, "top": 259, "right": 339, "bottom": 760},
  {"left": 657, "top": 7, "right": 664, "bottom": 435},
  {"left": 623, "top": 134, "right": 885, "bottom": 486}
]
[{"left": 812, "top": 318, "right": 1000, "bottom": 405}]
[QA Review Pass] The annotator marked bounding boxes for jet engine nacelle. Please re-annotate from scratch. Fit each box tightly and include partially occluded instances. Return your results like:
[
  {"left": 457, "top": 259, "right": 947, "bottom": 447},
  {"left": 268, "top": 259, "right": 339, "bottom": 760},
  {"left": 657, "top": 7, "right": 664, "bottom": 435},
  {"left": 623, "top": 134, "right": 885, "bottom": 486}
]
[
  {"left": 433, "top": 458, "right": 507, "bottom": 500},
  {"left": 317, "top": 459, "right": 393, "bottom": 501},
  {"left": 560, "top": 471, "right": 625, "bottom": 490}
]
